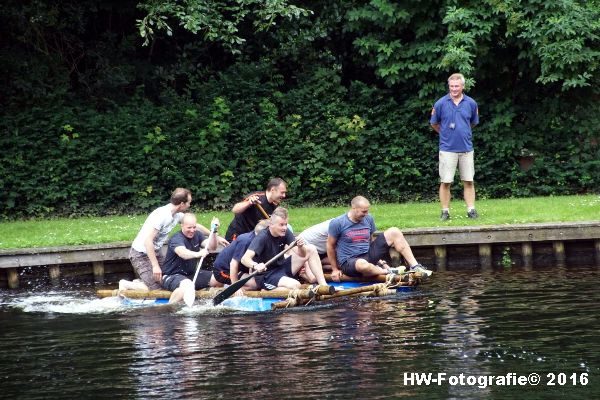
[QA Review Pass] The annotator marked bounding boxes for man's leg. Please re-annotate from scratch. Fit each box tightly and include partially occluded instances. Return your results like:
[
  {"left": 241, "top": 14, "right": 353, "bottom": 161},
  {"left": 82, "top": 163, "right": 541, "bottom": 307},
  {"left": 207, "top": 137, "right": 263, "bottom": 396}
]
[
  {"left": 292, "top": 244, "right": 328, "bottom": 286},
  {"left": 320, "top": 255, "right": 332, "bottom": 271},
  {"left": 255, "top": 260, "right": 301, "bottom": 290},
  {"left": 161, "top": 274, "right": 200, "bottom": 305},
  {"left": 276, "top": 275, "right": 302, "bottom": 289},
  {"left": 439, "top": 151, "right": 458, "bottom": 218},
  {"left": 119, "top": 279, "right": 149, "bottom": 291},
  {"left": 209, "top": 273, "right": 225, "bottom": 287},
  {"left": 459, "top": 151, "right": 477, "bottom": 216},
  {"left": 298, "top": 263, "right": 316, "bottom": 283},
  {"left": 439, "top": 182, "right": 452, "bottom": 210},
  {"left": 236, "top": 273, "right": 259, "bottom": 292},
  {"left": 288, "top": 250, "right": 312, "bottom": 282},
  {"left": 128, "top": 249, "right": 161, "bottom": 290},
  {"left": 169, "top": 287, "right": 184, "bottom": 304},
  {"left": 269, "top": 258, "right": 301, "bottom": 289},
  {"left": 383, "top": 227, "right": 419, "bottom": 267},
  {"left": 169, "top": 278, "right": 195, "bottom": 304},
  {"left": 243, "top": 276, "right": 261, "bottom": 291},
  {"left": 463, "top": 180, "right": 476, "bottom": 209},
  {"left": 353, "top": 259, "right": 388, "bottom": 277}
]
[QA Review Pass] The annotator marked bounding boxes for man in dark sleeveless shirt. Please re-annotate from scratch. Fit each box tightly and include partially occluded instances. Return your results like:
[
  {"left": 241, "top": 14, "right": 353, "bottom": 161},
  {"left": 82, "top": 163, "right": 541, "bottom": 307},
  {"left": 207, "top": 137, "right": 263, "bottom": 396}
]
[{"left": 224, "top": 178, "right": 287, "bottom": 241}]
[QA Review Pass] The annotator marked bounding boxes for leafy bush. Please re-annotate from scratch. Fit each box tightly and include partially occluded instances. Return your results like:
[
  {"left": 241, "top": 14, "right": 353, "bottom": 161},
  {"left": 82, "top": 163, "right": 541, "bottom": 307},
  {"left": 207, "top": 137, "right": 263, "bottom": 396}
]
[{"left": 1, "top": 1, "right": 599, "bottom": 220}]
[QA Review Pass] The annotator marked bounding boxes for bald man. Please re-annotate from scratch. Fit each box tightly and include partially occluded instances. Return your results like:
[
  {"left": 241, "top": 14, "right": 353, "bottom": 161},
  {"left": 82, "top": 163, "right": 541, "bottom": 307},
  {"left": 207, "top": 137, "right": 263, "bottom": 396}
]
[
  {"left": 327, "top": 196, "right": 429, "bottom": 281},
  {"left": 160, "top": 213, "right": 218, "bottom": 304}
]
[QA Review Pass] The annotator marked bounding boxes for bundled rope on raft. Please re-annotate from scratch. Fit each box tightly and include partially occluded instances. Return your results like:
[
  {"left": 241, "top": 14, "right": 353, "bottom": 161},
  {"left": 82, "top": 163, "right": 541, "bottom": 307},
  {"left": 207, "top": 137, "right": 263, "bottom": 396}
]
[
  {"left": 270, "top": 271, "right": 425, "bottom": 310},
  {"left": 270, "top": 283, "right": 393, "bottom": 310},
  {"left": 272, "top": 288, "right": 308, "bottom": 308},
  {"left": 323, "top": 270, "right": 426, "bottom": 286}
]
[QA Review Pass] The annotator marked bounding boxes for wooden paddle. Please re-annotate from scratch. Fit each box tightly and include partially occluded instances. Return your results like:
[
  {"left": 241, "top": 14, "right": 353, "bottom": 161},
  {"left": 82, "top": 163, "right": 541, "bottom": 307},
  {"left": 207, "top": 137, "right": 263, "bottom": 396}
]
[
  {"left": 254, "top": 201, "right": 270, "bottom": 219},
  {"left": 185, "top": 228, "right": 216, "bottom": 307},
  {"left": 212, "top": 240, "right": 298, "bottom": 306}
]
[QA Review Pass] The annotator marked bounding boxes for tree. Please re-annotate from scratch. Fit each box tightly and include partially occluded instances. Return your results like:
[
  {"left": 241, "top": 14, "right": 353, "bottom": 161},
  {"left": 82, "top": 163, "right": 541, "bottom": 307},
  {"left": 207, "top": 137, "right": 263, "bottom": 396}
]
[
  {"left": 345, "top": 0, "right": 600, "bottom": 92},
  {"left": 136, "top": 0, "right": 312, "bottom": 53}
]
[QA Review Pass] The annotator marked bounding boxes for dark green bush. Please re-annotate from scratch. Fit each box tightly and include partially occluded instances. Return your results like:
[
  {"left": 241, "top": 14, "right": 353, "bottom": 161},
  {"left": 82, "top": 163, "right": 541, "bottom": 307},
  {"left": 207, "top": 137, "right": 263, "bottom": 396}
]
[
  {"left": 1, "top": 1, "right": 599, "bottom": 219},
  {"left": 2, "top": 58, "right": 599, "bottom": 220}
]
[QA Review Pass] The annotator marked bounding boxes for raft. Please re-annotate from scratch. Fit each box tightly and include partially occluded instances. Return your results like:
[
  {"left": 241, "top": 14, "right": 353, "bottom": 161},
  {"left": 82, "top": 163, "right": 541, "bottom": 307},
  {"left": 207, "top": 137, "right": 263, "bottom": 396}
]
[{"left": 97, "top": 270, "right": 428, "bottom": 312}]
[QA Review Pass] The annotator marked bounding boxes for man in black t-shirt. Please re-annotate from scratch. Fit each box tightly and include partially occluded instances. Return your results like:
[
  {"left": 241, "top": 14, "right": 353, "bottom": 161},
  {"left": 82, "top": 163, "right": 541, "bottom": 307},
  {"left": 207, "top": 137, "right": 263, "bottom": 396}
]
[
  {"left": 240, "top": 207, "right": 328, "bottom": 290},
  {"left": 209, "top": 220, "right": 270, "bottom": 293},
  {"left": 161, "top": 213, "right": 218, "bottom": 304},
  {"left": 224, "top": 178, "right": 287, "bottom": 241}
]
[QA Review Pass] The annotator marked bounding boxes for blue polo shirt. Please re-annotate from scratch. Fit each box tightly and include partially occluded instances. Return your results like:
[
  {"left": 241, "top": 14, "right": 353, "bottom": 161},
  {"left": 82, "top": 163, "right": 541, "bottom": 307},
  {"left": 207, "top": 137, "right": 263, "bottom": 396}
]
[{"left": 430, "top": 94, "right": 479, "bottom": 152}]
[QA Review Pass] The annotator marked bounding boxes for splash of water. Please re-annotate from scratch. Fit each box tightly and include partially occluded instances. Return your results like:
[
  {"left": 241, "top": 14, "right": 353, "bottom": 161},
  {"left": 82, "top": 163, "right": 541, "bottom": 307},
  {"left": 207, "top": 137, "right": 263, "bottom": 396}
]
[
  {"left": 4, "top": 290, "right": 231, "bottom": 315},
  {"left": 10, "top": 292, "right": 126, "bottom": 314}
]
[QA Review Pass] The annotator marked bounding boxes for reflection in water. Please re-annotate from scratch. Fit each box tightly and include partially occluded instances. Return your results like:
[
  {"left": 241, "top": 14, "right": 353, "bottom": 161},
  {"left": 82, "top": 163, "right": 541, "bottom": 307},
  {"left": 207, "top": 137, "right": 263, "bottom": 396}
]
[
  {"left": 1, "top": 266, "right": 600, "bottom": 399},
  {"left": 438, "top": 272, "right": 491, "bottom": 398}
]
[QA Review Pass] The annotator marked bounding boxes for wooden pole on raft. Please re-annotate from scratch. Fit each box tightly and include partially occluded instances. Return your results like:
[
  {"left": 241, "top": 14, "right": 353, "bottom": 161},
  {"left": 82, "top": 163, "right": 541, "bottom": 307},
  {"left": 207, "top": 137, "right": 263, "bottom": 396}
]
[
  {"left": 324, "top": 273, "right": 388, "bottom": 282},
  {"left": 241, "top": 288, "right": 313, "bottom": 299},
  {"left": 298, "top": 285, "right": 336, "bottom": 295},
  {"left": 96, "top": 285, "right": 333, "bottom": 300},
  {"left": 271, "top": 298, "right": 311, "bottom": 310},
  {"left": 96, "top": 289, "right": 211, "bottom": 299}
]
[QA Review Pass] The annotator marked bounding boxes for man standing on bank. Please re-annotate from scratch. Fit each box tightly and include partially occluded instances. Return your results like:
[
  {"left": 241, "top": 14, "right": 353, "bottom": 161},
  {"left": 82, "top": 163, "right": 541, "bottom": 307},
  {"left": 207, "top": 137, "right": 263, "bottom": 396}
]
[
  {"left": 224, "top": 178, "right": 287, "bottom": 241},
  {"left": 430, "top": 73, "right": 480, "bottom": 220},
  {"left": 327, "top": 196, "right": 427, "bottom": 282}
]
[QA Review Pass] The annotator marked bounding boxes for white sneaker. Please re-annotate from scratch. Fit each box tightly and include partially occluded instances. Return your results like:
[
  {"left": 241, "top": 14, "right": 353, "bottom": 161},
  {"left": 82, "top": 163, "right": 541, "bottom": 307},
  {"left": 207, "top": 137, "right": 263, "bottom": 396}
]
[
  {"left": 387, "top": 266, "right": 406, "bottom": 275},
  {"left": 410, "top": 264, "right": 433, "bottom": 277},
  {"left": 119, "top": 279, "right": 149, "bottom": 291}
]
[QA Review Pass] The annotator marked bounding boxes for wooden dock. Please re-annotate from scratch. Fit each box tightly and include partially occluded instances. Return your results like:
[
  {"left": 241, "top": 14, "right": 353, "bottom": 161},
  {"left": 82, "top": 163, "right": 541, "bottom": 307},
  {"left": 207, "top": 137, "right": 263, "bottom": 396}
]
[
  {"left": 398, "top": 221, "right": 600, "bottom": 271},
  {"left": 1, "top": 221, "right": 600, "bottom": 289}
]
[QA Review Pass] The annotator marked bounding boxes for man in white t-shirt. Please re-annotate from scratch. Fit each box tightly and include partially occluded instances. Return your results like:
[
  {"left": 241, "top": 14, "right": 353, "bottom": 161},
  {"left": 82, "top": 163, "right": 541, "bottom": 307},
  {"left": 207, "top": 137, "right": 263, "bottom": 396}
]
[
  {"left": 124, "top": 188, "right": 228, "bottom": 291},
  {"left": 298, "top": 218, "right": 333, "bottom": 270}
]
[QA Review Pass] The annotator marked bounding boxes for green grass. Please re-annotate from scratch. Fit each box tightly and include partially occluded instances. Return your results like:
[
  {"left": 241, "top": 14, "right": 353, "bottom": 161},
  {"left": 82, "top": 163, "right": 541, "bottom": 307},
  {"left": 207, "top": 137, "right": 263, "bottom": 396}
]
[{"left": 0, "top": 194, "right": 598, "bottom": 249}]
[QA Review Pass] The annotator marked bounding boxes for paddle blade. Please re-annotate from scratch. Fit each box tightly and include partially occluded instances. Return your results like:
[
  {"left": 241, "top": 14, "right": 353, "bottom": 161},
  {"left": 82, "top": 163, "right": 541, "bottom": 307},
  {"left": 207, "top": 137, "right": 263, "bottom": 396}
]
[
  {"left": 213, "top": 273, "right": 255, "bottom": 306},
  {"left": 183, "top": 284, "right": 196, "bottom": 307}
]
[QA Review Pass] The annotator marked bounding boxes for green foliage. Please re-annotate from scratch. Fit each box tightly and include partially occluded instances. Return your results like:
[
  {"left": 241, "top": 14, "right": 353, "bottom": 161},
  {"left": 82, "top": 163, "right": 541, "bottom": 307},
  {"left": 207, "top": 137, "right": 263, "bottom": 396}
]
[
  {"left": 501, "top": 246, "right": 512, "bottom": 268},
  {"left": 136, "top": 0, "right": 312, "bottom": 52},
  {"left": 1, "top": 0, "right": 599, "bottom": 220},
  {"left": 345, "top": 0, "right": 600, "bottom": 94},
  {"left": 494, "top": 0, "right": 600, "bottom": 90},
  {"left": 346, "top": 1, "right": 441, "bottom": 93}
]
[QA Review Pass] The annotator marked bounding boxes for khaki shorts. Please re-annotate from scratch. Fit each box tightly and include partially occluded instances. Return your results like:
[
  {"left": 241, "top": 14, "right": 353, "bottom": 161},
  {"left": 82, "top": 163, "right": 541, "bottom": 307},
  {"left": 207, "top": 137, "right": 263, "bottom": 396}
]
[
  {"left": 128, "top": 247, "right": 164, "bottom": 290},
  {"left": 439, "top": 151, "right": 475, "bottom": 183}
]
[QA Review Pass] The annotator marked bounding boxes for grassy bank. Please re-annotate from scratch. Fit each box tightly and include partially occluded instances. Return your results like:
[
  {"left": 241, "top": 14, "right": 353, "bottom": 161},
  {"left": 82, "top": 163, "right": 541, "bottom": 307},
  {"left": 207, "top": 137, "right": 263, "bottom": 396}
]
[{"left": 0, "top": 195, "right": 598, "bottom": 249}]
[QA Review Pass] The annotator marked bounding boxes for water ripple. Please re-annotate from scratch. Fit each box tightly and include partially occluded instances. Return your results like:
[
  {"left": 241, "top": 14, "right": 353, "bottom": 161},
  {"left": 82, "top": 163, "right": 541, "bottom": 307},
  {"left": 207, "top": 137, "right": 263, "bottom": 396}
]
[{"left": 2, "top": 266, "right": 600, "bottom": 399}]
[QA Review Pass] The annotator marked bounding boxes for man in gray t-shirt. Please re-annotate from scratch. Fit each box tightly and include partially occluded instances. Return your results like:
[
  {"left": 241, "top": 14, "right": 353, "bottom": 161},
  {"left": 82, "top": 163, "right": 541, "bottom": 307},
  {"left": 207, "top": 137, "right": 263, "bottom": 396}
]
[{"left": 327, "top": 196, "right": 426, "bottom": 281}]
